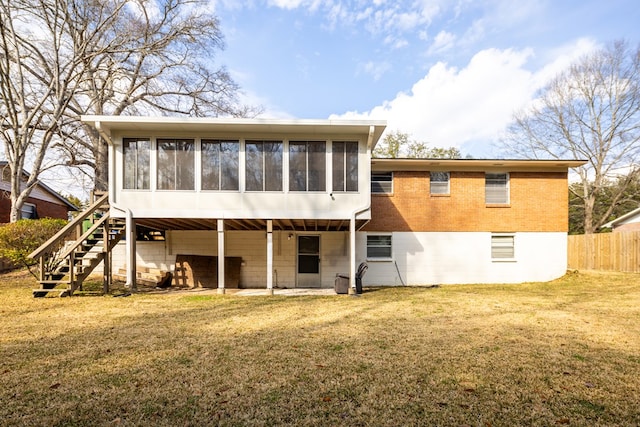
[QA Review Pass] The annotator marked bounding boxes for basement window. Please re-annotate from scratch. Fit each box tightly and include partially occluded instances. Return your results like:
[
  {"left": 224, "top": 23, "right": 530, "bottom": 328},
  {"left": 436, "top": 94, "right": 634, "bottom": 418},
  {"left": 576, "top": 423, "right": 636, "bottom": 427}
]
[
  {"left": 367, "top": 234, "right": 392, "bottom": 260},
  {"left": 491, "top": 234, "right": 515, "bottom": 261}
]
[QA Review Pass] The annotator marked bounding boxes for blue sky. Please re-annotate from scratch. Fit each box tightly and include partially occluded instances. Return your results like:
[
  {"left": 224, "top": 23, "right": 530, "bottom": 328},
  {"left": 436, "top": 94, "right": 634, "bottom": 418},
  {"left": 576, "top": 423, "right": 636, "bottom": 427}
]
[{"left": 213, "top": 0, "right": 640, "bottom": 157}]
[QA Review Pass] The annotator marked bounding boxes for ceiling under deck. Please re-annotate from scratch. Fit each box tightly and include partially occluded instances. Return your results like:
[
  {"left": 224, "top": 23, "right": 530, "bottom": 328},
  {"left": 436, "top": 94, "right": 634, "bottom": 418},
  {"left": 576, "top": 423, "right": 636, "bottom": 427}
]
[{"left": 135, "top": 218, "right": 368, "bottom": 232}]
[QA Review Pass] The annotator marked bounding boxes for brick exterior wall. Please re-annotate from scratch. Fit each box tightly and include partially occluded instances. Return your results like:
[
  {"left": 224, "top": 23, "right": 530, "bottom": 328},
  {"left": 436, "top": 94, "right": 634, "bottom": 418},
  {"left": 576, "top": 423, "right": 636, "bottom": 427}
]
[
  {"left": 0, "top": 192, "right": 71, "bottom": 222},
  {"left": 364, "top": 171, "right": 569, "bottom": 232}
]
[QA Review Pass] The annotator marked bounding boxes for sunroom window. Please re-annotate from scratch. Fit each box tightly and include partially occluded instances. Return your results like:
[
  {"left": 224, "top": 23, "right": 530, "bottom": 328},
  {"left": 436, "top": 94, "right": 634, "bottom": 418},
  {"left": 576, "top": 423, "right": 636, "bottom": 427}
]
[
  {"left": 245, "top": 140, "right": 283, "bottom": 191},
  {"left": 157, "top": 139, "right": 195, "bottom": 190},
  {"left": 289, "top": 141, "right": 326, "bottom": 192},
  {"left": 332, "top": 141, "right": 358, "bottom": 192},
  {"left": 123, "top": 138, "right": 150, "bottom": 190},
  {"left": 201, "top": 140, "right": 239, "bottom": 191}
]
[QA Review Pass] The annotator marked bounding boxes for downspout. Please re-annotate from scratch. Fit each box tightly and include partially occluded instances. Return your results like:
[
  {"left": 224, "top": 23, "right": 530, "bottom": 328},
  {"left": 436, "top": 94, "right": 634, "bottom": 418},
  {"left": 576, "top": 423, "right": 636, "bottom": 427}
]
[
  {"left": 348, "top": 125, "right": 375, "bottom": 294},
  {"left": 95, "top": 122, "right": 135, "bottom": 290}
]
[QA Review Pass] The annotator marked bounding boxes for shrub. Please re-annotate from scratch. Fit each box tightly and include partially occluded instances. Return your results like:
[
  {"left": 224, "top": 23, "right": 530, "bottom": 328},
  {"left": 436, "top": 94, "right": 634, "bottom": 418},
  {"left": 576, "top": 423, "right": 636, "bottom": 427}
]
[{"left": 0, "top": 218, "right": 67, "bottom": 273}]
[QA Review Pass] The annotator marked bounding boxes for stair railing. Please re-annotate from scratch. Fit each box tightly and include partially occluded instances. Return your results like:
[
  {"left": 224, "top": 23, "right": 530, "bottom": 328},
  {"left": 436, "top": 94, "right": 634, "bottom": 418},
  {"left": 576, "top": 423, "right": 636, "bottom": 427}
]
[{"left": 29, "top": 193, "right": 110, "bottom": 281}]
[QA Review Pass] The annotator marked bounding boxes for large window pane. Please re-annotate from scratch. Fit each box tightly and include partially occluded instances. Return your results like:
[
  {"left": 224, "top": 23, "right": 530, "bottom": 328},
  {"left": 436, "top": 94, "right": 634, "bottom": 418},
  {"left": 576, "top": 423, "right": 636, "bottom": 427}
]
[
  {"left": 308, "top": 142, "right": 326, "bottom": 191},
  {"left": 157, "top": 139, "right": 194, "bottom": 190},
  {"left": 264, "top": 142, "right": 283, "bottom": 191},
  {"left": 221, "top": 143, "right": 240, "bottom": 190},
  {"left": 245, "top": 142, "right": 263, "bottom": 191},
  {"left": 289, "top": 141, "right": 326, "bottom": 191},
  {"left": 202, "top": 140, "right": 239, "bottom": 191},
  {"left": 246, "top": 140, "right": 282, "bottom": 191},
  {"left": 332, "top": 141, "right": 358, "bottom": 192},
  {"left": 289, "top": 142, "right": 306, "bottom": 191},
  {"left": 123, "top": 138, "right": 150, "bottom": 189}
]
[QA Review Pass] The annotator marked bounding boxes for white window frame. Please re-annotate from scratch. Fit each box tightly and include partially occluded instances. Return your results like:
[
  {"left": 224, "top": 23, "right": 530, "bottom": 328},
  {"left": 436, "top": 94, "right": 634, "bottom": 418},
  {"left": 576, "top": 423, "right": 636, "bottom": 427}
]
[
  {"left": 332, "top": 141, "right": 359, "bottom": 193},
  {"left": 430, "top": 171, "right": 450, "bottom": 195},
  {"left": 123, "top": 138, "right": 151, "bottom": 190},
  {"left": 491, "top": 233, "right": 516, "bottom": 261},
  {"left": 20, "top": 202, "right": 37, "bottom": 219},
  {"left": 371, "top": 172, "right": 393, "bottom": 194},
  {"left": 486, "top": 172, "right": 510, "bottom": 204},
  {"left": 366, "top": 234, "right": 393, "bottom": 261}
]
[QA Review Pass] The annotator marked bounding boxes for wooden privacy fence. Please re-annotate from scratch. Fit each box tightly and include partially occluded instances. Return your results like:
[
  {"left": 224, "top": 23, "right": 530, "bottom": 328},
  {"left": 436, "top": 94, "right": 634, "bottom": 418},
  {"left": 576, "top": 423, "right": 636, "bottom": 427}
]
[{"left": 568, "top": 231, "right": 640, "bottom": 272}]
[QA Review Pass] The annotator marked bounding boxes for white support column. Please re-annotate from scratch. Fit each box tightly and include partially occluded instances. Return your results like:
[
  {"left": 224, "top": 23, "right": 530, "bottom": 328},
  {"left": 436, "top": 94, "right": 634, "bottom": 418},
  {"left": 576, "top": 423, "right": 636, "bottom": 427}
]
[
  {"left": 217, "top": 219, "right": 225, "bottom": 294},
  {"left": 349, "top": 217, "right": 356, "bottom": 295},
  {"left": 266, "top": 220, "right": 274, "bottom": 295},
  {"left": 127, "top": 218, "right": 137, "bottom": 291}
]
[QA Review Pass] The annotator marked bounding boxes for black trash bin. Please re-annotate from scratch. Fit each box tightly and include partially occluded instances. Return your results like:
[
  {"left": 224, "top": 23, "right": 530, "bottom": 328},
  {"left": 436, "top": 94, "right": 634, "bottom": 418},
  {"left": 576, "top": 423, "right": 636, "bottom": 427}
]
[
  {"left": 355, "top": 262, "right": 368, "bottom": 294},
  {"left": 335, "top": 262, "right": 368, "bottom": 295}
]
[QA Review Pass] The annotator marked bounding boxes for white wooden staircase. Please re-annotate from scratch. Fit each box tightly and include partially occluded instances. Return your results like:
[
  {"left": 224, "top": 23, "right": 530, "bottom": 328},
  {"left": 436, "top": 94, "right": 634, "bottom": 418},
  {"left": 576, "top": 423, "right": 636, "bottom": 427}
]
[{"left": 28, "top": 193, "right": 126, "bottom": 297}]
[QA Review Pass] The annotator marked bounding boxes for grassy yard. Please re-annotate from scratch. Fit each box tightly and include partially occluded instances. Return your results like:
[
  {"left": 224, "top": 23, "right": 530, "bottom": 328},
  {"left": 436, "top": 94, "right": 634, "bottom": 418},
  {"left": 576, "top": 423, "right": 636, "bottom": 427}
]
[{"left": 1, "top": 270, "right": 639, "bottom": 426}]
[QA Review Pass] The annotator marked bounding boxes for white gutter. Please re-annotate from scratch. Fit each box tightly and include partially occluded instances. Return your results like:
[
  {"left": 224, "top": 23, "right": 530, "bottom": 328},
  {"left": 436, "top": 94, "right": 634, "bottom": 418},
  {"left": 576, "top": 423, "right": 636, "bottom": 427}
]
[
  {"left": 95, "top": 122, "right": 135, "bottom": 290},
  {"left": 348, "top": 125, "right": 375, "bottom": 294}
]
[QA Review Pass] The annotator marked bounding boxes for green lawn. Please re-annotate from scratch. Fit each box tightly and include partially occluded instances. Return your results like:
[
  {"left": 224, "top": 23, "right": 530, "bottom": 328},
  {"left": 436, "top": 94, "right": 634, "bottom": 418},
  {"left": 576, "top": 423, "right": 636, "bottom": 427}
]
[{"left": 1, "top": 269, "right": 639, "bottom": 426}]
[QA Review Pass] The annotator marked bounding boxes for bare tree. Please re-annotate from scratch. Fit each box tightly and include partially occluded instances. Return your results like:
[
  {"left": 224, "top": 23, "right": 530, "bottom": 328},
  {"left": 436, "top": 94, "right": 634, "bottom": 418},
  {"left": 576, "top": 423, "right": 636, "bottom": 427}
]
[
  {"left": 58, "top": 0, "right": 259, "bottom": 191},
  {"left": 0, "top": 0, "right": 88, "bottom": 222},
  {"left": 502, "top": 40, "right": 640, "bottom": 233},
  {"left": 1, "top": 0, "right": 258, "bottom": 220}
]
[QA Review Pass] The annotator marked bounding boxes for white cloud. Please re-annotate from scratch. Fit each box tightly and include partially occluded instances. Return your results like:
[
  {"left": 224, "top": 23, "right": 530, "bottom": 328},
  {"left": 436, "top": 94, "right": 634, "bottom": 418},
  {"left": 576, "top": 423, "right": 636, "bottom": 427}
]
[
  {"left": 331, "top": 40, "right": 599, "bottom": 156},
  {"left": 427, "top": 30, "right": 457, "bottom": 54},
  {"left": 359, "top": 60, "right": 393, "bottom": 81}
]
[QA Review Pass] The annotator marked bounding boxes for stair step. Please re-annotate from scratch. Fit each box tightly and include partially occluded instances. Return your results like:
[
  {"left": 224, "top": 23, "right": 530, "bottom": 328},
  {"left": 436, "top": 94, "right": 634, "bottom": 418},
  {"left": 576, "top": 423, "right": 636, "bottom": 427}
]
[
  {"left": 33, "top": 289, "right": 70, "bottom": 297},
  {"left": 39, "top": 280, "right": 71, "bottom": 285}
]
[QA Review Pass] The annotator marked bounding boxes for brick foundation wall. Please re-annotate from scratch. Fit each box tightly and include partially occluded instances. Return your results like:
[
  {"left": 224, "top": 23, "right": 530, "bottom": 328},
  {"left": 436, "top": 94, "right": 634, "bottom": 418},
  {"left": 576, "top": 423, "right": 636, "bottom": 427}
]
[{"left": 364, "top": 171, "right": 568, "bottom": 232}]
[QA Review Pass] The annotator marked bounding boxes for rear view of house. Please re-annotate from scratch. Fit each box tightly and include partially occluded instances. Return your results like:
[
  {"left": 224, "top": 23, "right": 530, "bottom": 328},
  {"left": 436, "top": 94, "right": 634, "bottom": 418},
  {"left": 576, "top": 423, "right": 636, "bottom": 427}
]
[{"left": 29, "top": 116, "right": 585, "bottom": 296}]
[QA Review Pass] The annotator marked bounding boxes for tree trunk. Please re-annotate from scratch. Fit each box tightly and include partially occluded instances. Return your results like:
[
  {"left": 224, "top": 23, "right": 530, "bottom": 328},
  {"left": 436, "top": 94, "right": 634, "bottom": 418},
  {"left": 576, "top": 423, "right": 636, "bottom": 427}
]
[{"left": 94, "top": 135, "right": 109, "bottom": 192}]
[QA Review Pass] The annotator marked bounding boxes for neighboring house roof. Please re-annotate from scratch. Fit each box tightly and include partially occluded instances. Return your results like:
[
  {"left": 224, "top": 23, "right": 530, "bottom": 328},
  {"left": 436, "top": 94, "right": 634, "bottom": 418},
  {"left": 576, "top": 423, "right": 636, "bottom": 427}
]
[
  {"left": 0, "top": 161, "right": 79, "bottom": 211},
  {"left": 600, "top": 206, "right": 640, "bottom": 229}
]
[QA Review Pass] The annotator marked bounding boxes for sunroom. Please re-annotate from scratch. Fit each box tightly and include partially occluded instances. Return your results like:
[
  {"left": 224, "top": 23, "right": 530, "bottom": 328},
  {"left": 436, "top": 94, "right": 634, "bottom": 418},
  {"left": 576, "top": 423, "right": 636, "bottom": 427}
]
[{"left": 81, "top": 116, "right": 386, "bottom": 293}]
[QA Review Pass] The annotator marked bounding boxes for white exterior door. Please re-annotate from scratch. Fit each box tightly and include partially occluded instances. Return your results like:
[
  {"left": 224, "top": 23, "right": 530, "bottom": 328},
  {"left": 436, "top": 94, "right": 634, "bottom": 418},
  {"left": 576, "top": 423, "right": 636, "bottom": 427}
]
[{"left": 297, "top": 235, "right": 321, "bottom": 288}]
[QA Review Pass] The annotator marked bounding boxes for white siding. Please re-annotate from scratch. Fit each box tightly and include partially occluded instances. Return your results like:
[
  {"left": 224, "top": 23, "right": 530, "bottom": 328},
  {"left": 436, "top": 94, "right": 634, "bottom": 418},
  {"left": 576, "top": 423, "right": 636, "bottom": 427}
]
[{"left": 356, "top": 231, "right": 568, "bottom": 285}]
